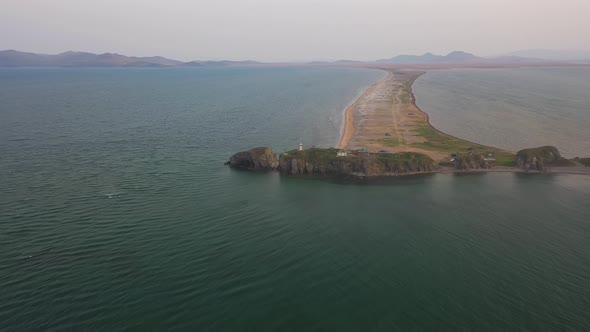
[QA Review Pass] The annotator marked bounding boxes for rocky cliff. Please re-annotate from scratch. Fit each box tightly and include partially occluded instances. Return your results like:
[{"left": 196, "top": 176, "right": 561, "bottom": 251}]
[
  {"left": 277, "top": 148, "right": 436, "bottom": 177},
  {"left": 515, "top": 146, "right": 563, "bottom": 171},
  {"left": 451, "top": 153, "right": 492, "bottom": 170},
  {"left": 227, "top": 147, "right": 436, "bottom": 177},
  {"left": 226, "top": 147, "right": 279, "bottom": 171}
]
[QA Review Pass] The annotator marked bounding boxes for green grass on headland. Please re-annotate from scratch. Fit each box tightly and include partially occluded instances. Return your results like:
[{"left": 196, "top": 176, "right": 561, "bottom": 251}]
[
  {"left": 410, "top": 125, "right": 482, "bottom": 152},
  {"left": 375, "top": 138, "right": 402, "bottom": 148},
  {"left": 494, "top": 153, "right": 515, "bottom": 167},
  {"left": 411, "top": 125, "right": 516, "bottom": 166},
  {"left": 376, "top": 151, "right": 434, "bottom": 165},
  {"left": 284, "top": 148, "right": 434, "bottom": 165},
  {"left": 284, "top": 148, "right": 340, "bottom": 161}
]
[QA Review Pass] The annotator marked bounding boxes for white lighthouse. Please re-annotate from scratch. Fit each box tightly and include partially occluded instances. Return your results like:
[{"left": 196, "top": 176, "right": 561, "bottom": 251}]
[{"left": 299, "top": 142, "right": 303, "bottom": 151}]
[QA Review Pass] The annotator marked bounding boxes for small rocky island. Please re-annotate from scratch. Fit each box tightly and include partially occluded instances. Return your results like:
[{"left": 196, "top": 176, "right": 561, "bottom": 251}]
[{"left": 227, "top": 145, "right": 589, "bottom": 178}]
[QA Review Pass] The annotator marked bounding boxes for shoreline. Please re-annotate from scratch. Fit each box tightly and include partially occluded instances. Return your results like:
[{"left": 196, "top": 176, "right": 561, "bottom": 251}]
[
  {"left": 338, "top": 70, "right": 389, "bottom": 147},
  {"left": 338, "top": 71, "right": 391, "bottom": 149}
]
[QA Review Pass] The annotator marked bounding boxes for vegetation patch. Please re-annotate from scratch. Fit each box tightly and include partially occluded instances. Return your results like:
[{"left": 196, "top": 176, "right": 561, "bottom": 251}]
[
  {"left": 403, "top": 123, "right": 516, "bottom": 165},
  {"left": 451, "top": 152, "right": 491, "bottom": 170},
  {"left": 279, "top": 148, "right": 435, "bottom": 176},
  {"left": 516, "top": 146, "right": 561, "bottom": 162},
  {"left": 284, "top": 148, "right": 340, "bottom": 161},
  {"left": 371, "top": 152, "right": 436, "bottom": 173},
  {"left": 494, "top": 152, "right": 515, "bottom": 167},
  {"left": 515, "top": 146, "right": 575, "bottom": 170},
  {"left": 376, "top": 138, "right": 403, "bottom": 148},
  {"left": 411, "top": 126, "right": 477, "bottom": 151},
  {"left": 376, "top": 151, "right": 433, "bottom": 164}
]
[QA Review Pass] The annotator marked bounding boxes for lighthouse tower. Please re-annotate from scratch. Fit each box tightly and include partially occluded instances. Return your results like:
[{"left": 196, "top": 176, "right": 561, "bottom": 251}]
[{"left": 299, "top": 142, "right": 303, "bottom": 151}]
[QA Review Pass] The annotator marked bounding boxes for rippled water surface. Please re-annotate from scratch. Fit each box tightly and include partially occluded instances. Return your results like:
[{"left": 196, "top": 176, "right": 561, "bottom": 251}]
[
  {"left": 1, "top": 67, "right": 590, "bottom": 331},
  {"left": 414, "top": 67, "right": 590, "bottom": 157}
]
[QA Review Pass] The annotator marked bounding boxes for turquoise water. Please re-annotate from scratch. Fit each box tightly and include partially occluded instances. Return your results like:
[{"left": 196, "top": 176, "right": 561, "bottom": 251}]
[
  {"left": 1, "top": 67, "right": 590, "bottom": 331},
  {"left": 414, "top": 67, "right": 590, "bottom": 158}
]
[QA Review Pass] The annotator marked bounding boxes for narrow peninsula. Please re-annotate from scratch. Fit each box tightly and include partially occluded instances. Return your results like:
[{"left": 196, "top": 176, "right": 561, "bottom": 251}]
[{"left": 227, "top": 69, "right": 590, "bottom": 178}]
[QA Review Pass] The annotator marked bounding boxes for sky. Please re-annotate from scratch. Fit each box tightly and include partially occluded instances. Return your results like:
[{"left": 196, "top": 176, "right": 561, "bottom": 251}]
[{"left": 1, "top": 0, "right": 589, "bottom": 62}]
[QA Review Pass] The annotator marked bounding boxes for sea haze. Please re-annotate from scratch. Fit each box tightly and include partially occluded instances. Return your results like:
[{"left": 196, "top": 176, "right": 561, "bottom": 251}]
[
  {"left": 1, "top": 67, "right": 589, "bottom": 331},
  {"left": 413, "top": 67, "right": 590, "bottom": 158}
]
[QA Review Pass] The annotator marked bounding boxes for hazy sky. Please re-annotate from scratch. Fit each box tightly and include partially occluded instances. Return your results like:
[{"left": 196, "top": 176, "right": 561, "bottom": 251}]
[{"left": 1, "top": 0, "right": 589, "bottom": 61}]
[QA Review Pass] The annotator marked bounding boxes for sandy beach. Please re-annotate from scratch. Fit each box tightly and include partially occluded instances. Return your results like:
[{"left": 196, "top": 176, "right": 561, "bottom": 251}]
[{"left": 339, "top": 69, "right": 475, "bottom": 160}]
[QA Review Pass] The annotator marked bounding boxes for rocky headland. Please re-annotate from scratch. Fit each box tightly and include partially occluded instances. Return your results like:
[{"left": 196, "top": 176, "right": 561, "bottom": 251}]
[
  {"left": 515, "top": 146, "right": 575, "bottom": 171},
  {"left": 225, "top": 147, "right": 279, "bottom": 171},
  {"left": 227, "top": 147, "right": 436, "bottom": 177},
  {"left": 227, "top": 145, "right": 589, "bottom": 178}
]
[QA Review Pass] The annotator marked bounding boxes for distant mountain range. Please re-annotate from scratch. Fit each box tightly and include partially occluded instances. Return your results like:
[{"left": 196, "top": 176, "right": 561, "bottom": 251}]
[
  {"left": 378, "top": 51, "right": 477, "bottom": 64},
  {"left": 1, "top": 49, "right": 579, "bottom": 68},
  {"left": 501, "top": 49, "right": 590, "bottom": 62},
  {"left": 181, "top": 60, "right": 261, "bottom": 67},
  {"left": 0, "top": 50, "right": 260, "bottom": 67},
  {"left": 377, "top": 51, "right": 546, "bottom": 64}
]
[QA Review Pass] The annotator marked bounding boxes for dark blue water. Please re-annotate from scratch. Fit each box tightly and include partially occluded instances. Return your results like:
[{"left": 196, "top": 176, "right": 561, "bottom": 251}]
[{"left": 1, "top": 67, "right": 590, "bottom": 331}]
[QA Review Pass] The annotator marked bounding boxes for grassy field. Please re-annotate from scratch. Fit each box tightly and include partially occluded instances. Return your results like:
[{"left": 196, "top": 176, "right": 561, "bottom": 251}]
[
  {"left": 284, "top": 148, "right": 433, "bottom": 164},
  {"left": 284, "top": 148, "right": 340, "bottom": 161},
  {"left": 495, "top": 153, "right": 516, "bottom": 167},
  {"left": 379, "top": 122, "right": 515, "bottom": 166},
  {"left": 377, "top": 151, "right": 434, "bottom": 166},
  {"left": 376, "top": 137, "right": 403, "bottom": 148}
]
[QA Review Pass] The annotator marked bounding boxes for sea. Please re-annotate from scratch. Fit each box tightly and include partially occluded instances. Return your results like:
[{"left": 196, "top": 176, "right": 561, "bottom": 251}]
[
  {"left": 414, "top": 67, "right": 590, "bottom": 158},
  {"left": 1, "top": 67, "right": 589, "bottom": 331}
]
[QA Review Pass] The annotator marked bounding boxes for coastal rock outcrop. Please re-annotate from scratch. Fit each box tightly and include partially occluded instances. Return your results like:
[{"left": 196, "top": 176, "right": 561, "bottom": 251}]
[
  {"left": 451, "top": 153, "right": 492, "bottom": 170},
  {"left": 226, "top": 147, "right": 278, "bottom": 171},
  {"left": 227, "top": 147, "right": 437, "bottom": 177},
  {"left": 278, "top": 148, "right": 436, "bottom": 177},
  {"left": 515, "top": 146, "right": 563, "bottom": 171}
]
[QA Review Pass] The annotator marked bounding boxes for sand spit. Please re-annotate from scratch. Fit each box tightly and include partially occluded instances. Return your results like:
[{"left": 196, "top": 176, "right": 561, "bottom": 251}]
[{"left": 338, "top": 68, "right": 590, "bottom": 175}]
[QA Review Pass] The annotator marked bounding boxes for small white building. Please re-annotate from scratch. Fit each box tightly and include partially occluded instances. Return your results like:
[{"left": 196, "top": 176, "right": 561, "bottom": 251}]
[
  {"left": 336, "top": 150, "right": 348, "bottom": 157},
  {"left": 298, "top": 143, "right": 303, "bottom": 151}
]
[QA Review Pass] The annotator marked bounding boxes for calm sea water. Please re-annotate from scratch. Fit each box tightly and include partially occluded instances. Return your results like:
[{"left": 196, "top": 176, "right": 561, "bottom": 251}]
[
  {"left": 414, "top": 67, "right": 590, "bottom": 158},
  {"left": 1, "top": 67, "right": 590, "bottom": 331}
]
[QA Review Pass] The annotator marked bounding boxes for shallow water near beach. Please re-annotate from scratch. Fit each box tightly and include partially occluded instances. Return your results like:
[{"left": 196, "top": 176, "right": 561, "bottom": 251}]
[{"left": 1, "top": 67, "right": 590, "bottom": 331}]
